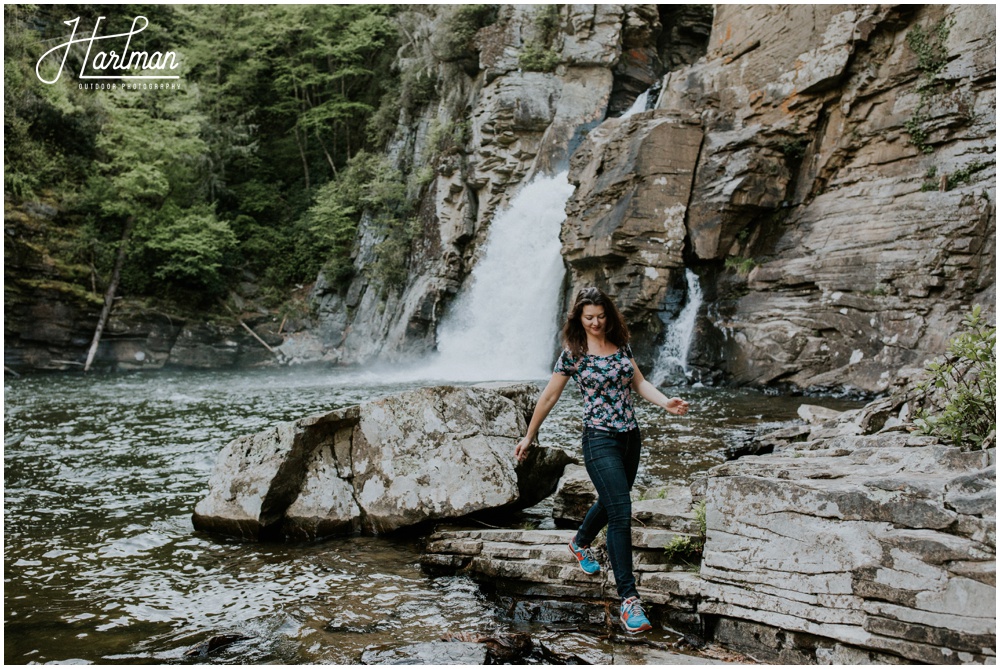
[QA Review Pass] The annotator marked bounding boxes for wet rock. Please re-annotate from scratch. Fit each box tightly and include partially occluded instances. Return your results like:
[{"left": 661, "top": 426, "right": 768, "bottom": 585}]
[
  {"left": 422, "top": 526, "right": 704, "bottom": 616},
  {"left": 168, "top": 324, "right": 242, "bottom": 369},
  {"left": 538, "top": 632, "right": 613, "bottom": 664},
  {"left": 193, "top": 406, "right": 359, "bottom": 540},
  {"left": 184, "top": 634, "right": 252, "bottom": 659},
  {"left": 360, "top": 640, "right": 487, "bottom": 665},
  {"left": 193, "top": 385, "right": 568, "bottom": 540},
  {"left": 441, "top": 631, "right": 533, "bottom": 664},
  {"left": 722, "top": 429, "right": 776, "bottom": 461},
  {"left": 797, "top": 404, "right": 843, "bottom": 425},
  {"left": 551, "top": 464, "right": 595, "bottom": 526}
]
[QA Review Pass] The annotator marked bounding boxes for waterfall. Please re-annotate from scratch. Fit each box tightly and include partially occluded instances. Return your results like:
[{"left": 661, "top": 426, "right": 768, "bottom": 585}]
[
  {"left": 650, "top": 269, "right": 703, "bottom": 386},
  {"left": 425, "top": 171, "right": 576, "bottom": 381},
  {"left": 620, "top": 89, "right": 650, "bottom": 119}
]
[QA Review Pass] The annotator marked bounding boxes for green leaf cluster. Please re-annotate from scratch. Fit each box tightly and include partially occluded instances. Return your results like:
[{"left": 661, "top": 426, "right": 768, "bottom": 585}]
[
  {"left": 662, "top": 501, "right": 708, "bottom": 567},
  {"left": 914, "top": 305, "right": 996, "bottom": 451},
  {"left": 725, "top": 255, "right": 757, "bottom": 278},
  {"left": 306, "top": 151, "right": 415, "bottom": 291},
  {"left": 5, "top": 5, "right": 404, "bottom": 310},
  {"left": 904, "top": 16, "right": 954, "bottom": 154},
  {"left": 518, "top": 5, "right": 562, "bottom": 72},
  {"left": 431, "top": 5, "right": 499, "bottom": 63}
]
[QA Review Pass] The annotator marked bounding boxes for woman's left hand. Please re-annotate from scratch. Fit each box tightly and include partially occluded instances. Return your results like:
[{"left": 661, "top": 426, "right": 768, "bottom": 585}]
[{"left": 664, "top": 397, "right": 689, "bottom": 416}]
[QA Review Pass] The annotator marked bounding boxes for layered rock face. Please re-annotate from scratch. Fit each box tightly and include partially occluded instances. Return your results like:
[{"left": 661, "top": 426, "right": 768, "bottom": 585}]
[
  {"left": 310, "top": 5, "right": 707, "bottom": 366},
  {"left": 700, "top": 406, "right": 996, "bottom": 664},
  {"left": 694, "top": 5, "right": 993, "bottom": 391},
  {"left": 423, "top": 392, "right": 996, "bottom": 664},
  {"left": 559, "top": 4, "right": 995, "bottom": 391},
  {"left": 192, "top": 383, "right": 572, "bottom": 540},
  {"left": 562, "top": 110, "right": 703, "bottom": 358}
]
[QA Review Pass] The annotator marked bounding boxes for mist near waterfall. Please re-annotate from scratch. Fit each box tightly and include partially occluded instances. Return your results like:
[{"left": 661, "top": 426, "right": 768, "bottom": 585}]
[{"left": 420, "top": 171, "right": 576, "bottom": 381}]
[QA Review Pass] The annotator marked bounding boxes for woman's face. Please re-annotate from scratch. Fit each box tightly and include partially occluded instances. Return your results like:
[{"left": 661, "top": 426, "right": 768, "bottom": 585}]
[{"left": 580, "top": 304, "right": 606, "bottom": 337}]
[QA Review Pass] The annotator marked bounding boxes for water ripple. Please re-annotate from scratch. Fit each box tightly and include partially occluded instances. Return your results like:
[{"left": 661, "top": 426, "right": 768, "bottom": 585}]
[{"left": 5, "top": 367, "right": 863, "bottom": 663}]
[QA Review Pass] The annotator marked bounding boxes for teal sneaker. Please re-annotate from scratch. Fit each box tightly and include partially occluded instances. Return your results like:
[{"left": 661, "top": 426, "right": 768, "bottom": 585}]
[
  {"left": 620, "top": 596, "right": 652, "bottom": 634},
  {"left": 568, "top": 539, "right": 600, "bottom": 574}
]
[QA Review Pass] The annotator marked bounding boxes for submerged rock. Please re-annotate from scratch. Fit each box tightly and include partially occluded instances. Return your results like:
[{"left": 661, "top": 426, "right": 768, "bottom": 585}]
[
  {"left": 360, "top": 641, "right": 488, "bottom": 665},
  {"left": 193, "top": 384, "right": 569, "bottom": 540}
]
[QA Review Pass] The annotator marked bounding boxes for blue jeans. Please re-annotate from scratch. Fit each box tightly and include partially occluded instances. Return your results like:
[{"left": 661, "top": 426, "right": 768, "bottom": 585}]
[{"left": 573, "top": 426, "right": 642, "bottom": 600}]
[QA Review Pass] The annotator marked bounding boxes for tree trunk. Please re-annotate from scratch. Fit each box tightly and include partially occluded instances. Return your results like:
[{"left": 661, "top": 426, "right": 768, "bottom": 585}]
[
  {"left": 294, "top": 124, "right": 310, "bottom": 191},
  {"left": 316, "top": 128, "right": 337, "bottom": 176},
  {"left": 83, "top": 216, "right": 135, "bottom": 372}
]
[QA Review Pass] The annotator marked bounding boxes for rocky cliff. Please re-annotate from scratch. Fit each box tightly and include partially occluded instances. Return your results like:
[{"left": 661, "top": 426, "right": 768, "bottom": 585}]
[
  {"left": 7, "top": 5, "right": 994, "bottom": 387},
  {"left": 309, "top": 3, "right": 994, "bottom": 394},
  {"left": 559, "top": 4, "right": 995, "bottom": 391},
  {"left": 309, "top": 4, "right": 713, "bottom": 367}
]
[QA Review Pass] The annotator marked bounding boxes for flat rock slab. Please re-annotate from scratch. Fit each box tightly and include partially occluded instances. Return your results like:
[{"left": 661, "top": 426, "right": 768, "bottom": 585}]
[
  {"left": 423, "top": 527, "right": 703, "bottom": 613},
  {"left": 612, "top": 647, "right": 731, "bottom": 664},
  {"left": 701, "top": 425, "right": 996, "bottom": 665}
]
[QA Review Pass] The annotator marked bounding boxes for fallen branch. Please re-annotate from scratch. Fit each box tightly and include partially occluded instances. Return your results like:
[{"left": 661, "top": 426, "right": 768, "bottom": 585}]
[{"left": 219, "top": 298, "right": 282, "bottom": 358}]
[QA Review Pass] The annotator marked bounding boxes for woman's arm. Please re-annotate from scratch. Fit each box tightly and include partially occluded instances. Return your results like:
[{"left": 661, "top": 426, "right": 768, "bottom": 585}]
[
  {"left": 630, "top": 358, "right": 689, "bottom": 416},
  {"left": 514, "top": 373, "right": 571, "bottom": 462}
]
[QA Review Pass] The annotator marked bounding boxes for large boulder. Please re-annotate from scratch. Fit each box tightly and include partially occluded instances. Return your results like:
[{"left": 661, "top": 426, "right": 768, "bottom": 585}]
[{"left": 193, "top": 384, "right": 570, "bottom": 540}]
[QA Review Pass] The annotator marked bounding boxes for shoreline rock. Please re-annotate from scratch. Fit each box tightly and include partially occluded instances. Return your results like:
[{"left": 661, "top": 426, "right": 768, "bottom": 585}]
[
  {"left": 421, "top": 393, "right": 997, "bottom": 664},
  {"left": 192, "top": 384, "right": 572, "bottom": 541}
]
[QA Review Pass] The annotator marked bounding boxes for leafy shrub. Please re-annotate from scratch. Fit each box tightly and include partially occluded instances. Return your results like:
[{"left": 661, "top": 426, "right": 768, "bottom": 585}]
[
  {"left": 518, "top": 5, "right": 561, "bottom": 72},
  {"left": 519, "top": 44, "right": 561, "bottom": 72},
  {"left": 432, "top": 4, "right": 499, "bottom": 62},
  {"left": 904, "top": 16, "right": 954, "bottom": 153},
  {"left": 914, "top": 305, "right": 996, "bottom": 450},
  {"left": 662, "top": 501, "right": 708, "bottom": 566},
  {"left": 306, "top": 151, "right": 416, "bottom": 291},
  {"left": 725, "top": 255, "right": 757, "bottom": 278}
]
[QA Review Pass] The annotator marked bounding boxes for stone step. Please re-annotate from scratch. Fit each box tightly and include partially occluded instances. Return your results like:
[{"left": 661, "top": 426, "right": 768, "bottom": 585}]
[{"left": 428, "top": 527, "right": 701, "bottom": 552}]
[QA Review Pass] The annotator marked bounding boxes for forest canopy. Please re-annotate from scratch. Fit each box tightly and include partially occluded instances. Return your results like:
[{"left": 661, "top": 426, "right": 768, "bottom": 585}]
[{"left": 5, "top": 4, "right": 407, "bottom": 307}]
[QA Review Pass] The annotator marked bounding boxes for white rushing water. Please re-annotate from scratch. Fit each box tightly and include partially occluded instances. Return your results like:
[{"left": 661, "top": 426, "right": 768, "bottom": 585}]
[
  {"left": 621, "top": 89, "right": 650, "bottom": 119},
  {"left": 422, "top": 171, "right": 576, "bottom": 381},
  {"left": 650, "top": 268, "right": 704, "bottom": 385}
]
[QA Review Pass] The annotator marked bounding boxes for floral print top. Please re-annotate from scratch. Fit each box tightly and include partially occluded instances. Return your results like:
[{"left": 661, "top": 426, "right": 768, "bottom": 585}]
[{"left": 554, "top": 344, "right": 639, "bottom": 432}]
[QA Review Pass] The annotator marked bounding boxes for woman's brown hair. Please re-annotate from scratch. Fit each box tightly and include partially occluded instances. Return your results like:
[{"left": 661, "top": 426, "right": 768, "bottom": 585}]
[{"left": 561, "top": 287, "right": 631, "bottom": 360}]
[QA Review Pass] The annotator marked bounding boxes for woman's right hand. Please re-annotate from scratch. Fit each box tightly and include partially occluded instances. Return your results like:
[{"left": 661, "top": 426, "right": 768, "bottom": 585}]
[{"left": 514, "top": 436, "right": 532, "bottom": 463}]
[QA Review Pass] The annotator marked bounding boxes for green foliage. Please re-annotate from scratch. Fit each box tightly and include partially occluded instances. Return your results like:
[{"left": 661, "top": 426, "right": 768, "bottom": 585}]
[
  {"left": 904, "top": 16, "right": 954, "bottom": 153},
  {"left": 725, "top": 256, "right": 757, "bottom": 278},
  {"left": 694, "top": 500, "right": 707, "bottom": 537},
  {"left": 137, "top": 205, "right": 237, "bottom": 293},
  {"left": 399, "top": 66, "right": 438, "bottom": 117},
  {"left": 907, "top": 17, "right": 953, "bottom": 82},
  {"left": 432, "top": 4, "right": 498, "bottom": 62},
  {"left": 518, "top": 5, "right": 562, "bottom": 72},
  {"left": 945, "top": 160, "right": 989, "bottom": 190},
  {"left": 519, "top": 44, "right": 561, "bottom": 72},
  {"left": 779, "top": 138, "right": 809, "bottom": 162},
  {"left": 914, "top": 305, "right": 996, "bottom": 451},
  {"left": 5, "top": 5, "right": 406, "bottom": 313},
  {"left": 662, "top": 502, "right": 708, "bottom": 566},
  {"left": 305, "top": 151, "right": 416, "bottom": 292},
  {"left": 662, "top": 534, "right": 702, "bottom": 565}
]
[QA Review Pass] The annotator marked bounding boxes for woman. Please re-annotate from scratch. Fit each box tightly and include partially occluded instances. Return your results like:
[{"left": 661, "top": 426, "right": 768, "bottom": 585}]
[{"left": 514, "top": 286, "right": 689, "bottom": 634}]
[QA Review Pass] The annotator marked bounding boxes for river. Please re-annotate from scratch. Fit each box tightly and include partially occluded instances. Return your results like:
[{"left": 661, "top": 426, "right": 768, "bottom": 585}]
[{"left": 4, "top": 367, "right": 864, "bottom": 664}]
